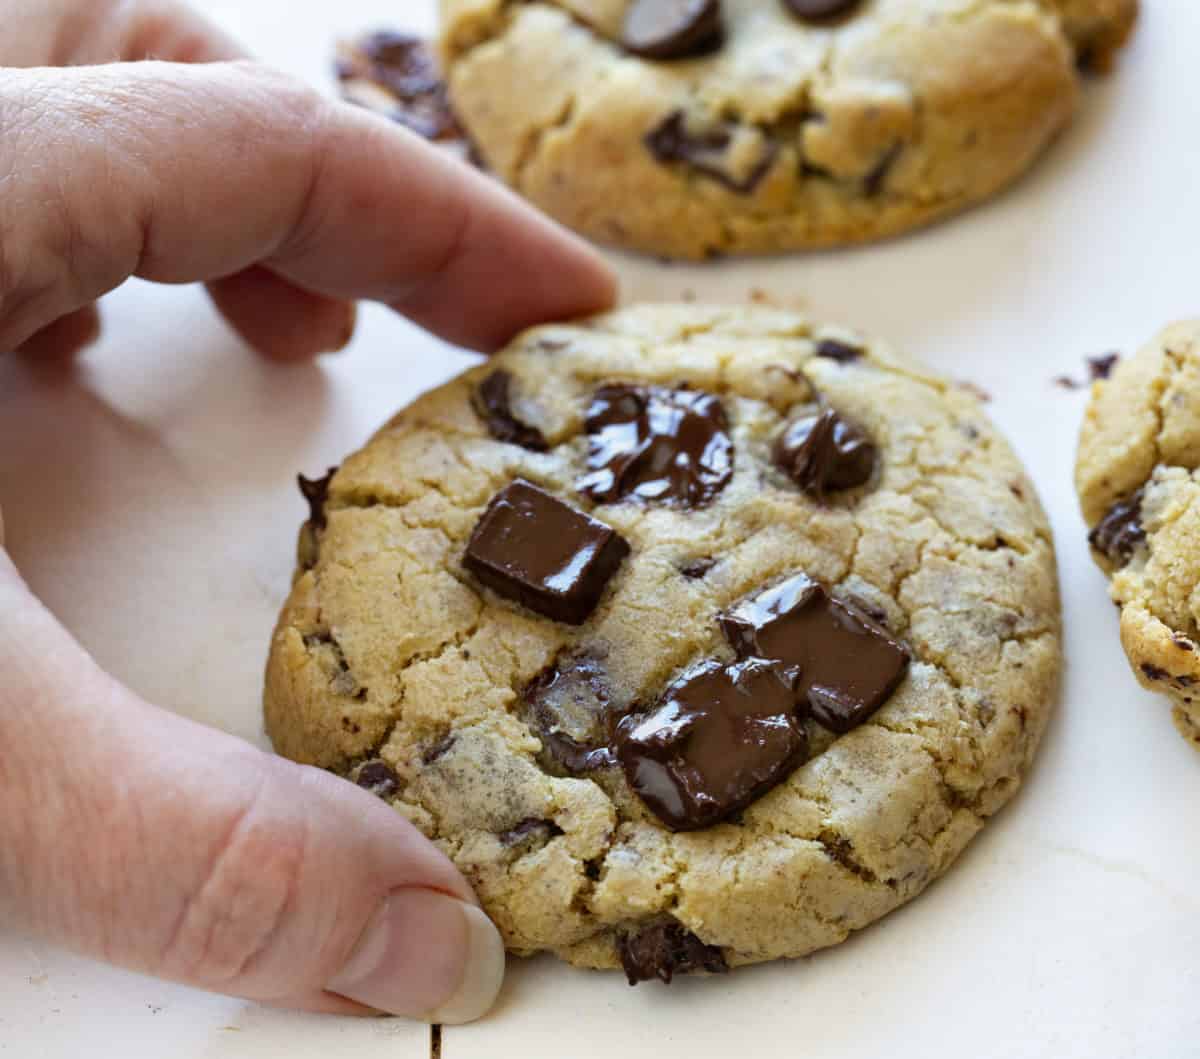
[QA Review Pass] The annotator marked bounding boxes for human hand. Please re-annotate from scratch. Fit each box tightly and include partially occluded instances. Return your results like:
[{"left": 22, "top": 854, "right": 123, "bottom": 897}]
[{"left": 0, "top": 0, "right": 616, "bottom": 1024}]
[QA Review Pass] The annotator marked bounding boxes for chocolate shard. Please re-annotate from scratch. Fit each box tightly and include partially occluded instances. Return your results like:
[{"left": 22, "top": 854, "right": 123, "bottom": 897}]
[
  {"left": 355, "top": 760, "right": 400, "bottom": 799},
  {"left": 524, "top": 654, "right": 618, "bottom": 773},
  {"left": 720, "top": 573, "right": 910, "bottom": 734},
  {"left": 577, "top": 384, "right": 734, "bottom": 508},
  {"left": 473, "top": 371, "right": 548, "bottom": 451},
  {"left": 1087, "top": 352, "right": 1120, "bottom": 380},
  {"left": 621, "top": 0, "right": 724, "bottom": 60},
  {"left": 499, "top": 817, "right": 565, "bottom": 847},
  {"left": 814, "top": 338, "right": 864, "bottom": 363},
  {"left": 644, "top": 111, "right": 778, "bottom": 194},
  {"left": 617, "top": 922, "right": 728, "bottom": 985},
  {"left": 464, "top": 480, "right": 630, "bottom": 625},
  {"left": 298, "top": 466, "right": 338, "bottom": 530},
  {"left": 614, "top": 658, "right": 808, "bottom": 831},
  {"left": 680, "top": 556, "right": 717, "bottom": 580},
  {"left": 782, "top": 0, "right": 862, "bottom": 21},
  {"left": 774, "top": 408, "right": 877, "bottom": 497},
  {"left": 335, "top": 31, "right": 461, "bottom": 141},
  {"left": 1088, "top": 489, "right": 1146, "bottom": 565}
]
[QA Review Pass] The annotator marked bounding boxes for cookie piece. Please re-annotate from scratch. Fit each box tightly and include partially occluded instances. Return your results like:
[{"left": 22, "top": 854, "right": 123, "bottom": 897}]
[
  {"left": 265, "top": 304, "right": 1061, "bottom": 978},
  {"left": 1076, "top": 321, "right": 1200, "bottom": 750},
  {"left": 438, "top": 0, "right": 1137, "bottom": 258}
]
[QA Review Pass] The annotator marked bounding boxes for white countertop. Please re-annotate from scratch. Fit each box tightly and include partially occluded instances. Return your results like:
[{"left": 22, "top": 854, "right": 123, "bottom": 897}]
[{"left": 2, "top": 2, "right": 1199, "bottom": 1057}]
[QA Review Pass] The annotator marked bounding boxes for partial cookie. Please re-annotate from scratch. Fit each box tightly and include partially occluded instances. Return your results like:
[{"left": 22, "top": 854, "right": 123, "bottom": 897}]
[
  {"left": 265, "top": 304, "right": 1061, "bottom": 981},
  {"left": 1076, "top": 321, "right": 1200, "bottom": 750},
  {"left": 438, "top": 0, "right": 1137, "bottom": 258}
]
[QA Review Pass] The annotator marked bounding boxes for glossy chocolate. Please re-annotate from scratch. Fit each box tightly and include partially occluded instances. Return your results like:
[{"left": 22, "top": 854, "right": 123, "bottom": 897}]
[
  {"left": 473, "top": 371, "right": 548, "bottom": 451},
  {"left": 524, "top": 654, "right": 618, "bottom": 773},
  {"left": 614, "top": 658, "right": 807, "bottom": 831},
  {"left": 720, "top": 574, "right": 910, "bottom": 733},
  {"left": 622, "top": 0, "right": 723, "bottom": 59},
  {"left": 645, "top": 111, "right": 778, "bottom": 194},
  {"left": 774, "top": 408, "right": 877, "bottom": 497},
  {"left": 464, "top": 480, "right": 630, "bottom": 625},
  {"left": 578, "top": 384, "right": 734, "bottom": 508},
  {"left": 1089, "top": 489, "right": 1146, "bottom": 564},
  {"left": 617, "top": 922, "right": 728, "bottom": 985}
]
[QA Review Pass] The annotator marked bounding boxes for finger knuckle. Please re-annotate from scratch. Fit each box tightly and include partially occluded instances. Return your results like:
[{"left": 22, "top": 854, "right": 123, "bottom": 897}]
[{"left": 160, "top": 779, "right": 310, "bottom": 991}]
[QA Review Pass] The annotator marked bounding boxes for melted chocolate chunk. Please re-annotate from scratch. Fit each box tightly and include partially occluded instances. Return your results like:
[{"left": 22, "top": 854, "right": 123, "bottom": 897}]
[
  {"left": 720, "top": 574, "right": 910, "bottom": 734},
  {"left": 335, "top": 31, "right": 461, "bottom": 140},
  {"left": 499, "top": 817, "right": 565, "bottom": 847},
  {"left": 578, "top": 384, "right": 734, "bottom": 508},
  {"left": 617, "top": 923, "right": 728, "bottom": 985},
  {"left": 783, "top": 0, "right": 861, "bottom": 20},
  {"left": 622, "top": 0, "right": 723, "bottom": 59},
  {"left": 774, "top": 409, "right": 877, "bottom": 497},
  {"left": 473, "top": 371, "right": 548, "bottom": 451},
  {"left": 356, "top": 760, "right": 399, "bottom": 799},
  {"left": 298, "top": 467, "right": 338, "bottom": 530},
  {"left": 645, "top": 111, "right": 778, "bottom": 194},
  {"left": 1088, "top": 490, "right": 1146, "bottom": 564},
  {"left": 815, "top": 338, "right": 864, "bottom": 363},
  {"left": 464, "top": 480, "right": 630, "bottom": 625},
  {"left": 524, "top": 654, "right": 617, "bottom": 773},
  {"left": 614, "top": 658, "right": 807, "bottom": 831}
]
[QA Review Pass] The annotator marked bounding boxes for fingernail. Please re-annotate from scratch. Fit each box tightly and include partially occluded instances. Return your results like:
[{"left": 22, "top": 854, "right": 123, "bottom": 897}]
[
  {"left": 327, "top": 888, "right": 505, "bottom": 1024},
  {"left": 321, "top": 303, "right": 358, "bottom": 355}
]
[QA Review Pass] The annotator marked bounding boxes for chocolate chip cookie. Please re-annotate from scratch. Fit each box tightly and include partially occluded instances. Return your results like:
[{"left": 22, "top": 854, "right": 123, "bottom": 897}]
[
  {"left": 265, "top": 305, "right": 1061, "bottom": 981},
  {"left": 1076, "top": 321, "right": 1200, "bottom": 751},
  {"left": 437, "top": 0, "right": 1137, "bottom": 258}
]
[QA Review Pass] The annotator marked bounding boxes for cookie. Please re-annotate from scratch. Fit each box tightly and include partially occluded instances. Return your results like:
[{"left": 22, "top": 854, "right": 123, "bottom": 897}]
[
  {"left": 265, "top": 304, "right": 1061, "bottom": 980},
  {"left": 437, "top": 0, "right": 1137, "bottom": 259},
  {"left": 1076, "top": 321, "right": 1200, "bottom": 751}
]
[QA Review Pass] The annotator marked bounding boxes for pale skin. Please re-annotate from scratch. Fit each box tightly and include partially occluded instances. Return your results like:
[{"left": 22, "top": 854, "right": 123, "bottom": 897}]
[{"left": 0, "top": 0, "right": 616, "bottom": 1025}]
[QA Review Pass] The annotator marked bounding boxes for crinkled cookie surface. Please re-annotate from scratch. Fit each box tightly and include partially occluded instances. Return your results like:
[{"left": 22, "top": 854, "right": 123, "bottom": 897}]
[
  {"left": 1077, "top": 321, "right": 1200, "bottom": 751},
  {"left": 438, "top": 0, "right": 1137, "bottom": 258},
  {"left": 265, "top": 304, "right": 1061, "bottom": 978}
]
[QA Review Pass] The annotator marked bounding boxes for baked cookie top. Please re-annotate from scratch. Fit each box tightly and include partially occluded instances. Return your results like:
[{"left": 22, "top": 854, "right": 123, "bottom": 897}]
[
  {"left": 1077, "top": 321, "right": 1200, "bottom": 750},
  {"left": 265, "top": 305, "right": 1061, "bottom": 980},
  {"left": 438, "top": 0, "right": 1136, "bottom": 258}
]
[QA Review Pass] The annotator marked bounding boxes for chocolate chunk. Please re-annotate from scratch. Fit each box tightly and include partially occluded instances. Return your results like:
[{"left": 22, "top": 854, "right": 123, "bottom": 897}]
[
  {"left": 680, "top": 557, "right": 717, "bottom": 580},
  {"left": 1088, "top": 489, "right": 1146, "bottom": 564},
  {"left": 298, "top": 467, "right": 338, "bottom": 530},
  {"left": 1141, "top": 663, "right": 1169, "bottom": 682},
  {"left": 356, "top": 760, "right": 399, "bottom": 799},
  {"left": 1088, "top": 352, "right": 1120, "bottom": 380},
  {"left": 335, "top": 31, "right": 461, "bottom": 141},
  {"left": 614, "top": 658, "right": 808, "bottom": 831},
  {"left": 617, "top": 923, "right": 728, "bottom": 985},
  {"left": 622, "top": 0, "right": 723, "bottom": 60},
  {"left": 499, "top": 817, "right": 564, "bottom": 847},
  {"left": 645, "top": 111, "right": 778, "bottom": 194},
  {"left": 473, "top": 371, "right": 548, "bottom": 451},
  {"left": 782, "top": 0, "right": 861, "bottom": 20},
  {"left": 465, "top": 480, "right": 630, "bottom": 624},
  {"left": 774, "top": 408, "right": 877, "bottom": 497},
  {"left": 815, "top": 338, "right": 864, "bottom": 363},
  {"left": 524, "top": 654, "right": 617, "bottom": 773},
  {"left": 720, "top": 574, "right": 910, "bottom": 734},
  {"left": 577, "top": 384, "right": 734, "bottom": 508}
]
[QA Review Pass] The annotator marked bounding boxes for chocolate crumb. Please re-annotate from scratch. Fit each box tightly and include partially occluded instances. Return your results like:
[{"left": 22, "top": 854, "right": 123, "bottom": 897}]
[
  {"left": 1141, "top": 663, "right": 1170, "bottom": 682},
  {"left": 680, "top": 557, "right": 717, "bottom": 580},
  {"left": 422, "top": 735, "right": 457, "bottom": 765},
  {"left": 499, "top": 817, "right": 564, "bottom": 847},
  {"left": 814, "top": 338, "right": 864, "bottom": 363},
  {"left": 1088, "top": 352, "right": 1120, "bottom": 380},
  {"left": 356, "top": 760, "right": 400, "bottom": 799},
  {"left": 298, "top": 467, "right": 338, "bottom": 530}
]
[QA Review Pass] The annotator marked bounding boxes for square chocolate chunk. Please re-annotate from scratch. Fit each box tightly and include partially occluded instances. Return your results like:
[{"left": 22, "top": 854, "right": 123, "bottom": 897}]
[
  {"left": 464, "top": 480, "right": 630, "bottom": 625},
  {"left": 613, "top": 657, "right": 807, "bottom": 831},
  {"left": 720, "top": 573, "right": 910, "bottom": 733}
]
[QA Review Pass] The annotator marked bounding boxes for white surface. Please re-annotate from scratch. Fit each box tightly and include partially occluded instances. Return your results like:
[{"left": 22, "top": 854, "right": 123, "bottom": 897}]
[{"left": 2, "top": 2, "right": 1199, "bottom": 1057}]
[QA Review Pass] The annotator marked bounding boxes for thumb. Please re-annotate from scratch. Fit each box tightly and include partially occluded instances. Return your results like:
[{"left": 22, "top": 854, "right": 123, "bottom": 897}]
[{"left": 0, "top": 545, "right": 504, "bottom": 1023}]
